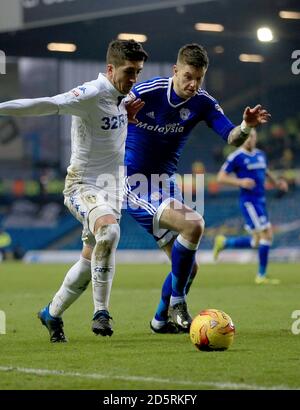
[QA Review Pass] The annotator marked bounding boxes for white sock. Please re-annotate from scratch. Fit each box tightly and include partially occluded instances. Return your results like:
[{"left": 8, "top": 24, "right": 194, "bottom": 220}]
[
  {"left": 49, "top": 256, "right": 91, "bottom": 317},
  {"left": 170, "top": 295, "right": 186, "bottom": 307},
  {"left": 91, "top": 224, "right": 120, "bottom": 314},
  {"left": 151, "top": 318, "right": 167, "bottom": 329}
]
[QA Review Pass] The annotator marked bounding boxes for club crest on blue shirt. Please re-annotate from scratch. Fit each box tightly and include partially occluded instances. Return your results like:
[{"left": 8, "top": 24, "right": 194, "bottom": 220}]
[{"left": 179, "top": 108, "right": 191, "bottom": 120}]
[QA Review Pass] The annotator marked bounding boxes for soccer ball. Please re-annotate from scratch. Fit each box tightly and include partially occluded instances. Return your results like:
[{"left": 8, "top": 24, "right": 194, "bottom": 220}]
[{"left": 190, "top": 309, "right": 235, "bottom": 351}]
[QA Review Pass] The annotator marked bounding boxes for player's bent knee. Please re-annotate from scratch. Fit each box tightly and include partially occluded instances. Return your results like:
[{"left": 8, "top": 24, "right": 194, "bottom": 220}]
[
  {"left": 199, "top": 215, "right": 205, "bottom": 232},
  {"left": 88, "top": 206, "right": 118, "bottom": 235},
  {"left": 92, "top": 224, "right": 120, "bottom": 282},
  {"left": 259, "top": 238, "right": 273, "bottom": 246},
  {"left": 259, "top": 230, "right": 273, "bottom": 244},
  {"left": 189, "top": 215, "right": 205, "bottom": 239},
  {"left": 94, "top": 224, "right": 120, "bottom": 255}
]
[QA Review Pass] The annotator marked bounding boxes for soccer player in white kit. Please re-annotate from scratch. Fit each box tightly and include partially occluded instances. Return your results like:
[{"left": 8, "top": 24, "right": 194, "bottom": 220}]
[{"left": 0, "top": 40, "right": 148, "bottom": 341}]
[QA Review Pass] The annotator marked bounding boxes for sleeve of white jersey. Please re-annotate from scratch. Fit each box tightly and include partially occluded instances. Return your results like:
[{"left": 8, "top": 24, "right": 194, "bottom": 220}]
[
  {"left": 53, "top": 83, "right": 99, "bottom": 117},
  {"left": 0, "top": 83, "right": 99, "bottom": 118},
  {"left": 0, "top": 97, "right": 59, "bottom": 117}
]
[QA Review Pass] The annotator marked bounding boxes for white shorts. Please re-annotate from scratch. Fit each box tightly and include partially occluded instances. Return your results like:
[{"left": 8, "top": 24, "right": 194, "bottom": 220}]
[{"left": 64, "top": 184, "right": 122, "bottom": 248}]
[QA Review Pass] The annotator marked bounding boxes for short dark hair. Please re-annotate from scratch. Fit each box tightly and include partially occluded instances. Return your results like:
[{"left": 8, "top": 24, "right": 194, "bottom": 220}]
[
  {"left": 177, "top": 44, "right": 209, "bottom": 68},
  {"left": 106, "top": 39, "right": 148, "bottom": 66}
]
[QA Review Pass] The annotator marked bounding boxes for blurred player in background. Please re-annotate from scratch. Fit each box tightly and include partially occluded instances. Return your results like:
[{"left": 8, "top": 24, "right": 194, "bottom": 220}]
[
  {"left": 124, "top": 43, "right": 271, "bottom": 333},
  {"left": 0, "top": 227, "right": 12, "bottom": 261},
  {"left": 0, "top": 39, "right": 148, "bottom": 342},
  {"left": 214, "top": 129, "right": 288, "bottom": 284}
]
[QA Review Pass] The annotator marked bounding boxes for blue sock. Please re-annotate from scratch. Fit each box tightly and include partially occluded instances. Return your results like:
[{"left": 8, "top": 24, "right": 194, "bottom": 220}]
[
  {"left": 154, "top": 272, "right": 172, "bottom": 321},
  {"left": 258, "top": 240, "right": 271, "bottom": 277},
  {"left": 171, "top": 236, "right": 197, "bottom": 298},
  {"left": 225, "top": 236, "right": 252, "bottom": 249},
  {"left": 154, "top": 260, "right": 198, "bottom": 321},
  {"left": 154, "top": 237, "right": 198, "bottom": 321},
  {"left": 185, "top": 264, "right": 197, "bottom": 295}
]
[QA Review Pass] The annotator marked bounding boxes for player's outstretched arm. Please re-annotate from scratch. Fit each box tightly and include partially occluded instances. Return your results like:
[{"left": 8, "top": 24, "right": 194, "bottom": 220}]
[
  {"left": 228, "top": 105, "right": 271, "bottom": 147},
  {"left": 0, "top": 83, "right": 99, "bottom": 118},
  {"left": 0, "top": 97, "right": 59, "bottom": 117},
  {"left": 217, "top": 170, "right": 256, "bottom": 189}
]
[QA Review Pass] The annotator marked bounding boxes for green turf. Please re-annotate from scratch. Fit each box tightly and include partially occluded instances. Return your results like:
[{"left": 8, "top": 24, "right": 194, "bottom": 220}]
[{"left": 0, "top": 262, "right": 300, "bottom": 390}]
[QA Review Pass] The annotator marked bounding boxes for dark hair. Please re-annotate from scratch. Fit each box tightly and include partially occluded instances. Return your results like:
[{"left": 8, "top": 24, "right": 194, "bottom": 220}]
[
  {"left": 177, "top": 44, "right": 209, "bottom": 68},
  {"left": 106, "top": 39, "right": 148, "bottom": 66}
]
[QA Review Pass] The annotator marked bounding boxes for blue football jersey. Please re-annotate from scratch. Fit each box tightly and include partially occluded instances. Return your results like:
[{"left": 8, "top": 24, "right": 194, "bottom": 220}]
[
  {"left": 125, "top": 77, "right": 235, "bottom": 176},
  {"left": 222, "top": 148, "right": 267, "bottom": 200}
]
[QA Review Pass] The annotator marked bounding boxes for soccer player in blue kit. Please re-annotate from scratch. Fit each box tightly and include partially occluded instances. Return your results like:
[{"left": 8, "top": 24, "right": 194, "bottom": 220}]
[
  {"left": 124, "top": 44, "right": 271, "bottom": 333},
  {"left": 214, "top": 129, "right": 288, "bottom": 284}
]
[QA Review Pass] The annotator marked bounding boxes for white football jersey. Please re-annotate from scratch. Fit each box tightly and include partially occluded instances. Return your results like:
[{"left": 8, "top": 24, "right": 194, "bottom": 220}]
[
  {"left": 54, "top": 74, "right": 127, "bottom": 199},
  {"left": 0, "top": 73, "right": 127, "bottom": 201}
]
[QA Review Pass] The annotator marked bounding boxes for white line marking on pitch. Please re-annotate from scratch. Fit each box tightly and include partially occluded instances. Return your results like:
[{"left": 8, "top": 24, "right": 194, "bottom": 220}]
[{"left": 0, "top": 366, "right": 298, "bottom": 390}]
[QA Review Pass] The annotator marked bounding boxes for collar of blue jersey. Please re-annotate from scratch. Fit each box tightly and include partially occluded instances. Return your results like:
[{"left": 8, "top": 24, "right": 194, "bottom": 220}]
[
  {"left": 240, "top": 148, "right": 259, "bottom": 156},
  {"left": 169, "top": 83, "right": 186, "bottom": 106}
]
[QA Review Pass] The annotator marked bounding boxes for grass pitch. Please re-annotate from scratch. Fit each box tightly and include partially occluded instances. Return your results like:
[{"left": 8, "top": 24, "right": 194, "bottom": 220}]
[{"left": 0, "top": 262, "right": 299, "bottom": 390}]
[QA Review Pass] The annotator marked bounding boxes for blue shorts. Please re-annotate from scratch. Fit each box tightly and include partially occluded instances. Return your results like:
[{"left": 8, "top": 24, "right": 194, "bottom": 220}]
[
  {"left": 240, "top": 199, "right": 271, "bottom": 232},
  {"left": 124, "top": 174, "right": 183, "bottom": 247}
]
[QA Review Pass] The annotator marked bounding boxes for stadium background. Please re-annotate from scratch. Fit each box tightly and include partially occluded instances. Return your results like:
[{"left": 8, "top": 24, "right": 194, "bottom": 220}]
[{"left": 0, "top": 0, "right": 299, "bottom": 262}]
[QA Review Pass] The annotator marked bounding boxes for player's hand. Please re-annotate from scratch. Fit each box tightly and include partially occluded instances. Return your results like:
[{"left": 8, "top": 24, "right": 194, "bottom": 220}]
[
  {"left": 240, "top": 178, "right": 256, "bottom": 189},
  {"left": 277, "top": 178, "right": 289, "bottom": 192},
  {"left": 125, "top": 98, "right": 145, "bottom": 124},
  {"left": 243, "top": 105, "right": 271, "bottom": 127}
]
